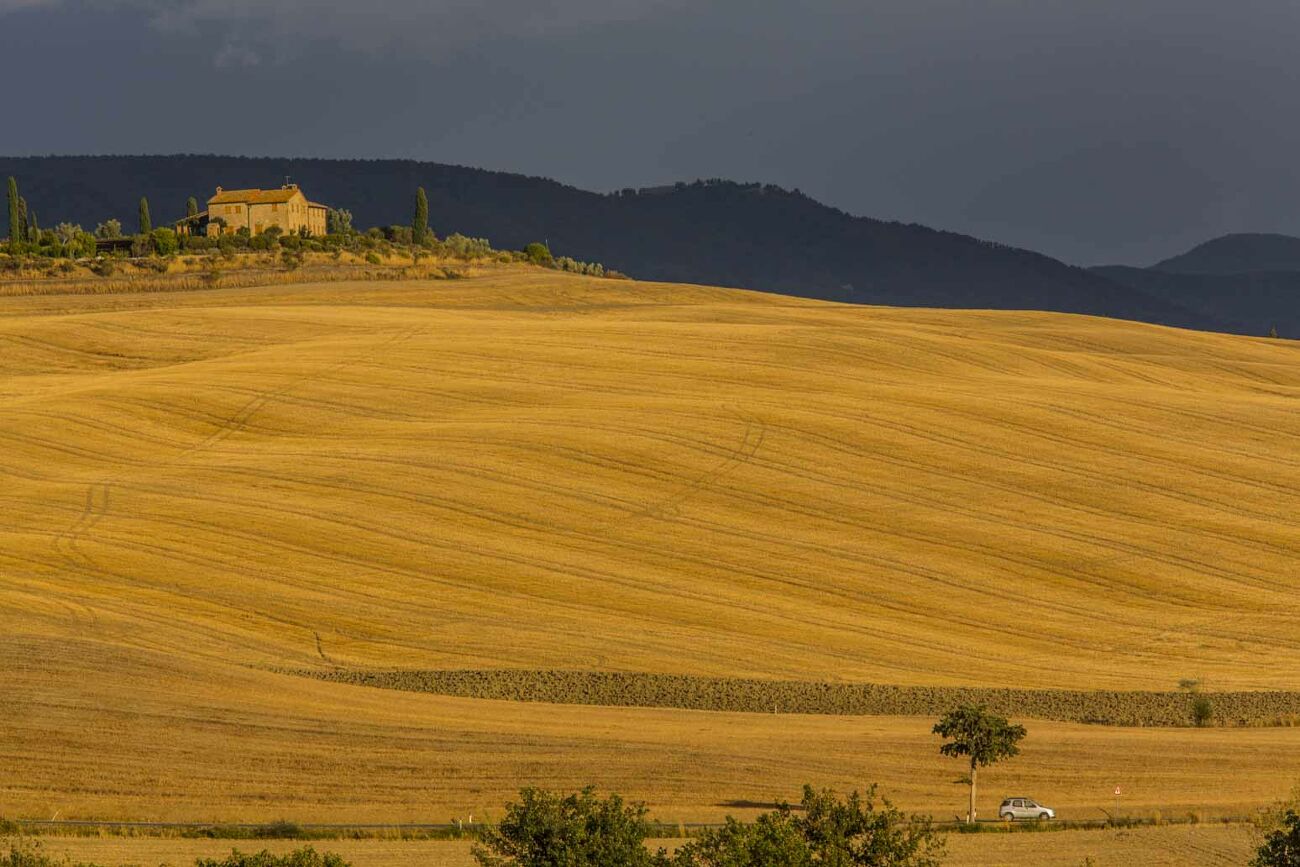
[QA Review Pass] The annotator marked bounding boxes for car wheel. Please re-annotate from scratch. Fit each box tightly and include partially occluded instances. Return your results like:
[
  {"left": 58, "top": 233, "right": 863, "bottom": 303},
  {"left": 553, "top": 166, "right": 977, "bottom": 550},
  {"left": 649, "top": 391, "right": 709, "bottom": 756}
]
[
  {"left": 1039, "top": 813, "right": 1050, "bottom": 821},
  {"left": 1000, "top": 813, "right": 1013, "bottom": 822}
]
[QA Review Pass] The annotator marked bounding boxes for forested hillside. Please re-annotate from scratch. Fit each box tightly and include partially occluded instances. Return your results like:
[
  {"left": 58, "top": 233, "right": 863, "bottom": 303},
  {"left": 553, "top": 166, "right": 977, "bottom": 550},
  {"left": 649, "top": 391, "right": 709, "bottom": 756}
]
[{"left": 0, "top": 154, "right": 1239, "bottom": 332}]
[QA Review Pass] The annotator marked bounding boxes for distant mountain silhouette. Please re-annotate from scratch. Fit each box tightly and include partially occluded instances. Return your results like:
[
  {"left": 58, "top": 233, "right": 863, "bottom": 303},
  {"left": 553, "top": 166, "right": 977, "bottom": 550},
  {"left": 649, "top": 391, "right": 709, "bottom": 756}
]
[
  {"left": 1090, "top": 266, "right": 1295, "bottom": 338},
  {"left": 1152, "top": 233, "right": 1300, "bottom": 275},
  {"left": 1084, "top": 232, "right": 1300, "bottom": 338},
  {"left": 0, "top": 154, "right": 1226, "bottom": 331}
]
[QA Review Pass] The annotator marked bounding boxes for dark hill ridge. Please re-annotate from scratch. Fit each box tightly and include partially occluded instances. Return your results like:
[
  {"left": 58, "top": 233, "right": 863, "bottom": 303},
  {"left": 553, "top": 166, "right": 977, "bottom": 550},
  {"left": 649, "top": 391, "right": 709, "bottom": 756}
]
[
  {"left": 1152, "top": 232, "right": 1300, "bottom": 275},
  {"left": 1091, "top": 231, "right": 1300, "bottom": 338},
  {"left": 1091, "top": 266, "right": 1298, "bottom": 338},
  {"left": 0, "top": 154, "right": 1227, "bottom": 331}
]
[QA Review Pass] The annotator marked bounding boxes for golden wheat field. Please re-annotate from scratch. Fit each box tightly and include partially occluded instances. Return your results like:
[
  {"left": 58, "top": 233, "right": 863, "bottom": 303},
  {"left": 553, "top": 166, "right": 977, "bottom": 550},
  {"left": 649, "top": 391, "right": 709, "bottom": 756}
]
[
  {"left": 3, "top": 266, "right": 1300, "bottom": 830},
  {"left": 7, "top": 644, "right": 1300, "bottom": 822},
  {"left": 27, "top": 823, "right": 1260, "bottom": 867}
]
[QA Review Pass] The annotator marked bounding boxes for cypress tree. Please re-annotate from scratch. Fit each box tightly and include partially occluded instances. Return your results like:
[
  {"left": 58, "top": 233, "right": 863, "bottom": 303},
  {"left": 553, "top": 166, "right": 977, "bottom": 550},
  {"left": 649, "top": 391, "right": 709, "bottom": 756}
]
[
  {"left": 17, "top": 197, "right": 28, "bottom": 243},
  {"left": 27, "top": 208, "right": 38, "bottom": 244},
  {"left": 411, "top": 186, "right": 429, "bottom": 246},
  {"left": 6, "top": 176, "right": 18, "bottom": 248},
  {"left": 138, "top": 197, "right": 152, "bottom": 235},
  {"left": 187, "top": 197, "right": 198, "bottom": 219}
]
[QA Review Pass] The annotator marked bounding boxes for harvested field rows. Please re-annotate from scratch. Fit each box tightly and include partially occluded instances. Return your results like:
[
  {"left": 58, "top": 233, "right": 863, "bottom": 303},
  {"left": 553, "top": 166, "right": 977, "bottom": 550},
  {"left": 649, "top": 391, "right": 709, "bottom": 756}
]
[
  {"left": 3, "top": 269, "right": 1298, "bottom": 690},
  {"left": 296, "top": 668, "right": 1300, "bottom": 726},
  {"left": 6, "top": 634, "right": 1300, "bottom": 824},
  {"left": 1, "top": 267, "right": 1298, "bottom": 822}
]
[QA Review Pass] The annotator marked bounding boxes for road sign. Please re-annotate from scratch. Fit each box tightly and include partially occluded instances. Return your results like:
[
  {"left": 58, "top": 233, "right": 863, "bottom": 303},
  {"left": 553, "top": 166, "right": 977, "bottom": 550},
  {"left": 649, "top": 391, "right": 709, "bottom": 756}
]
[{"left": 1114, "top": 786, "right": 1121, "bottom": 796}]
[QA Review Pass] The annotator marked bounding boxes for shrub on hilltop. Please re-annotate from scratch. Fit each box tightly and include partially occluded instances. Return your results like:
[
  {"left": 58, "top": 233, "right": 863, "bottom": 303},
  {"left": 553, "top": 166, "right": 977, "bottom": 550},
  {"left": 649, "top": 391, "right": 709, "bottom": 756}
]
[{"left": 524, "top": 241, "right": 553, "bottom": 266}]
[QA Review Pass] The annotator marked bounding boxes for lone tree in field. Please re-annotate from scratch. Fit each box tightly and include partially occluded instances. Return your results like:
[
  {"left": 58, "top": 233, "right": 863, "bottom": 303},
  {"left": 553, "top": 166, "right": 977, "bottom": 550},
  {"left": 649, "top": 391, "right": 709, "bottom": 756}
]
[
  {"left": 187, "top": 196, "right": 199, "bottom": 220},
  {"left": 1253, "top": 810, "right": 1300, "bottom": 867},
  {"left": 6, "top": 176, "right": 19, "bottom": 248},
  {"left": 138, "top": 197, "right": 152, "bottom": 235},
  {"left": 933, "top": 704, "right": 1026, "bottom": 824},
  {"left": 412, "top": 186, "right": 429, "bottom": 245}
]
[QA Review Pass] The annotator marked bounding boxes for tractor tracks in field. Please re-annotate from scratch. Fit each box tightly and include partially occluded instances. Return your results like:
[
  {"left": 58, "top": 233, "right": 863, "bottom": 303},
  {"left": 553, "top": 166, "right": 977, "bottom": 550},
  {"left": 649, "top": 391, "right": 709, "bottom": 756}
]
[
  {"left": 51, "top": 481, "right": 112, "bottom": 574},
  {"left": 624, "top": 407, "right": 767, "bottom": 523},
  {"left": 40, "top": 325, "right": 426, "bottom": 645}
]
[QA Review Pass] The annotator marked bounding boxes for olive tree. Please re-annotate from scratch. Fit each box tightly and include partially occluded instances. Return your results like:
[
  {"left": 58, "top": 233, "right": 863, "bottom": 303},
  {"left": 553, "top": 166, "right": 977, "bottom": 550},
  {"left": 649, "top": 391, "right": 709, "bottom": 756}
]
[
  {"left": 326, "top": 208, "right": 353, "bottom": 235},
  {"left": 95, "top": 219, "right": 123, "bottom": 239},
  {"left": 933, "top": 704, "right": 1026, "bottom": 823}
]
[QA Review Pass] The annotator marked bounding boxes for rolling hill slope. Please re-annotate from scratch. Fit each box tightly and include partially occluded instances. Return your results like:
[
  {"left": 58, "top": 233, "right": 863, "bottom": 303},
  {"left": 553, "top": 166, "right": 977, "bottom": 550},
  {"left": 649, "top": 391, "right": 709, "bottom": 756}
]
[
  {"left": 2, "top": 269, "right": 1297, "bottom": 688},
  {"left": 2, "top": 269, "right": 1299, "bottom": 821}
]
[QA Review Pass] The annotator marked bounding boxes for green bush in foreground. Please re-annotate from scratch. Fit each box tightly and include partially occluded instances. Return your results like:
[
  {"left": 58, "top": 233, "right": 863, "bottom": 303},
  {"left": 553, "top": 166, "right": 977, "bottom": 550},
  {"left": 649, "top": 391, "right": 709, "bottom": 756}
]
[
  {"left": 195, "top": 847, "right": 349, "bottom": 867},
  {"left": 1252, "top": 810, "right": 1300, "bottom": 867},
  {"left": 0, "top": 840, "right": 349, "bottom": 867},
  {"left": 671, "top": 786, "right": 943, "bottom": 867},
  {"left": 672, "top": 813, "right": 811, "bottom": 867},
  {"left": 474, "top": 786, "right": 943, "bottom": 867},
  {"left": 473, "top": 787, "right": 660, "bottom": 867},
  {"left": 2, "top": 838, "right": 100, "bottom": 867}
]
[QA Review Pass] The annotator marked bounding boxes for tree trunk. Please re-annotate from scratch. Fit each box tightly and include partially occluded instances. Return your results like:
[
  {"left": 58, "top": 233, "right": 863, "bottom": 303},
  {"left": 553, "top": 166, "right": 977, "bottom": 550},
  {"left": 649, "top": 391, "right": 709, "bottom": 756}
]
[{"left": 968, "top": 759, "right": 977, "bottom": 824}]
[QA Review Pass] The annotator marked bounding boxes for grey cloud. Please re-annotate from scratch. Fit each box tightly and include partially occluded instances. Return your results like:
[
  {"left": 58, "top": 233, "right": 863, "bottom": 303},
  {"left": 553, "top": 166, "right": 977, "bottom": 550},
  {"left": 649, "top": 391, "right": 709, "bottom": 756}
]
[
  {"left": 4, "top": 0, "right": 1300, "bottom": 263},
  {"left": 5, "top": 0, "right": 690, "bottom": 53},
  {"left": 212, "top": 36, "right": 261, "bottom": 68}
]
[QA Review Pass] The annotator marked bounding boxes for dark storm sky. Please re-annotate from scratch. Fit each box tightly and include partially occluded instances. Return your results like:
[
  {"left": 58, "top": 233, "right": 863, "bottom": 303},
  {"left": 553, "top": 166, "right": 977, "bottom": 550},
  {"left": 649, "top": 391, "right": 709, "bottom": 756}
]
[{"left": 3, "top": 0, "right": 1299, "bottom": 265}]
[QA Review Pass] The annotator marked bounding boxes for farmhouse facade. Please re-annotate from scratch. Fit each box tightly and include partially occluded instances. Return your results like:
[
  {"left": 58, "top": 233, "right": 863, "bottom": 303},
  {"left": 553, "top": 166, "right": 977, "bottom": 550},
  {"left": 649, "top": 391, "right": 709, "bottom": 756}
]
[{"left": 184, "top": 184, "right": 329, "bottom": 237}]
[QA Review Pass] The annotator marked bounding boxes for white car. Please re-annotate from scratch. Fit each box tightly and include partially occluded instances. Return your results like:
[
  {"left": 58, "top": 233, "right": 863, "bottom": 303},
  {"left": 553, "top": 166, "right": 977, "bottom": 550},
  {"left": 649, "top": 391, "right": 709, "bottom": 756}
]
[{"left": 999, "top": 797, "right": 1055, "bottom": 821}]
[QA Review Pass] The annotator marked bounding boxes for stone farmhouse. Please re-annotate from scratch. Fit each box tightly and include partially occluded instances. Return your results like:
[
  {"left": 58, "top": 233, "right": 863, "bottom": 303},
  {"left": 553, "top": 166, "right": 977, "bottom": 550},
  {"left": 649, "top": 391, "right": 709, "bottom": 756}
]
[{"left": 177, "top": 183, "right": 329, "bottom": 237}]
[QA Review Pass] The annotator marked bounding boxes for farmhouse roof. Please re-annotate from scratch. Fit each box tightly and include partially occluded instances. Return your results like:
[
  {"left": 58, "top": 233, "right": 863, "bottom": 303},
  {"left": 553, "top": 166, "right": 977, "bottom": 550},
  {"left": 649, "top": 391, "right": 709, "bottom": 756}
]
[{"left": 208, "top": 186, "right": 304, "bottom": 205}]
